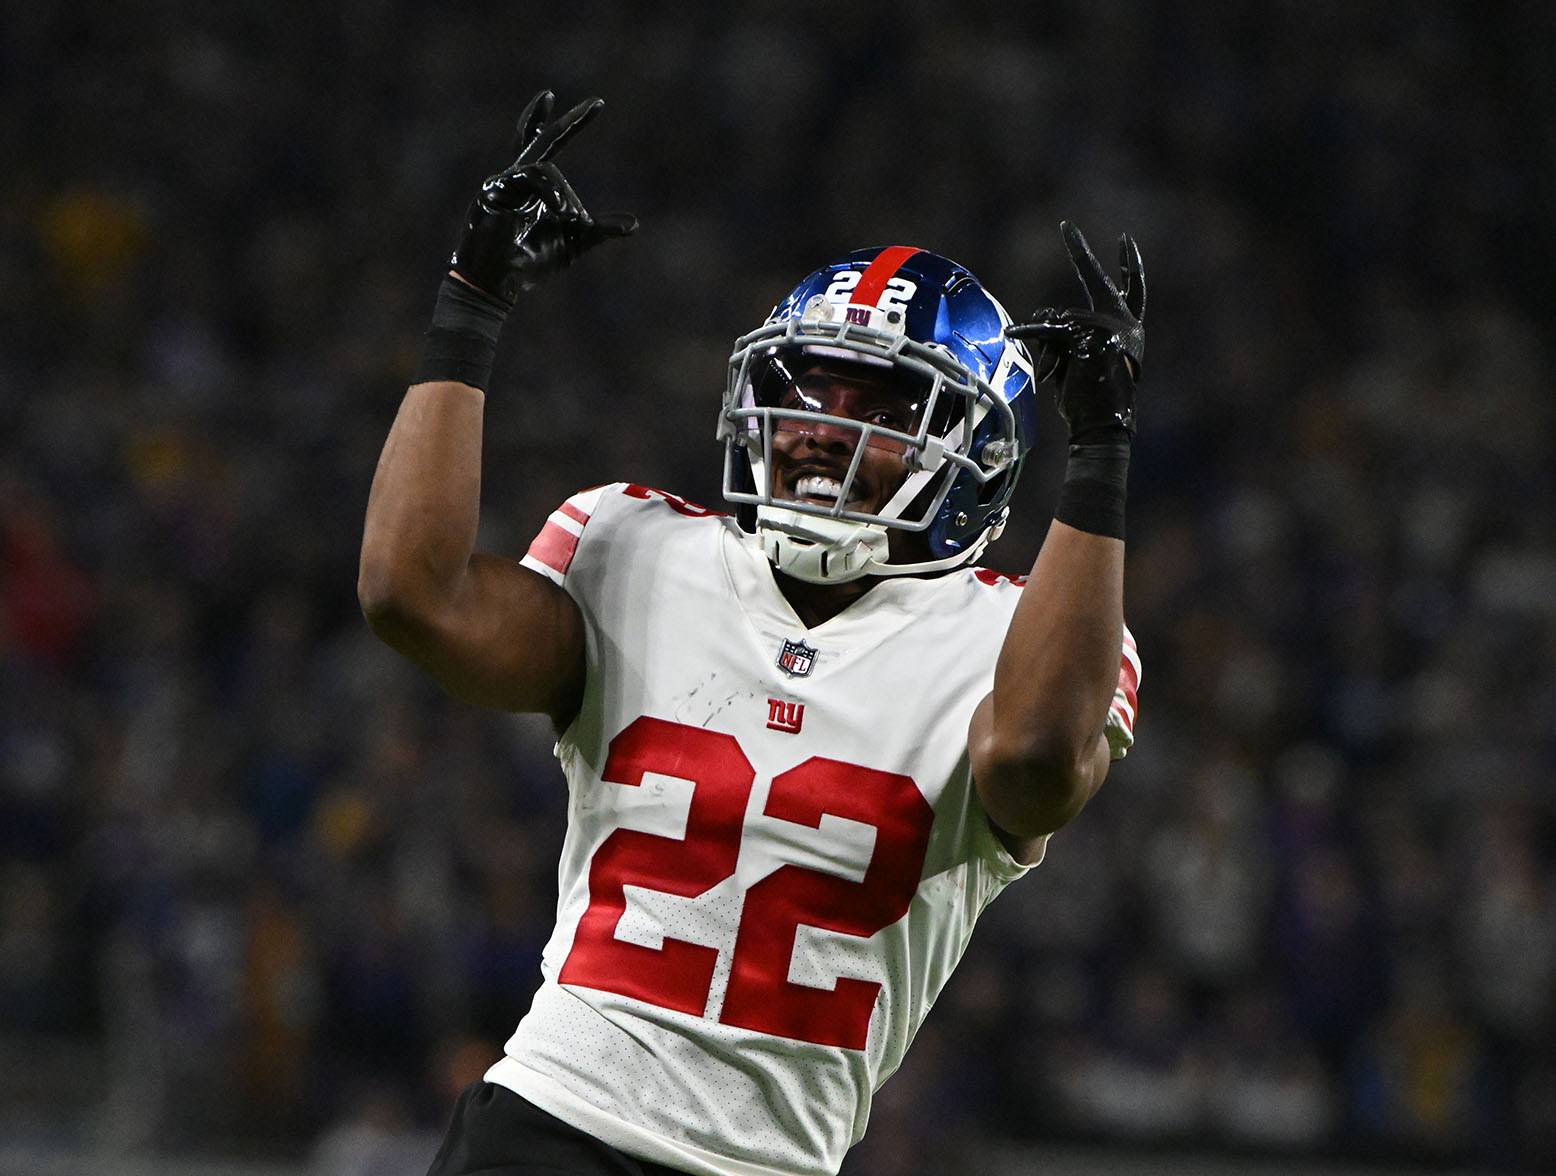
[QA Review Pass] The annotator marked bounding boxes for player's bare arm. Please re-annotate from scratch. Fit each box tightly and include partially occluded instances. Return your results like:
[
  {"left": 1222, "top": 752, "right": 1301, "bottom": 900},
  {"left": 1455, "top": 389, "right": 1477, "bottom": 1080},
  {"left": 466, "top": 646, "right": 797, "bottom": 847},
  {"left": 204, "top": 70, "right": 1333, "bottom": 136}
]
[
  {"left": 358, "top": 91, "right": 636, "bottom": 724},
  {"left": 359, "top": 380, "right": 587, "bottom": 719},
  {"left": 971, "top": 222, "right": 1145, "bottom": 859},
  {"left": 969, "top": 523, "right": 1121, "bottom": 859}
]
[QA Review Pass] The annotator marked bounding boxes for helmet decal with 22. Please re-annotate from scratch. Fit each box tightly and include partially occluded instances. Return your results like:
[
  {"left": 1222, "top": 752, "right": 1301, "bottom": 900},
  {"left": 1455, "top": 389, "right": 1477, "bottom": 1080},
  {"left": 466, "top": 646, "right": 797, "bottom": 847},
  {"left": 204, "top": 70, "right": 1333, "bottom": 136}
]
[{"left": 719, "top": 247, "right": 1037, "bottom": 584}]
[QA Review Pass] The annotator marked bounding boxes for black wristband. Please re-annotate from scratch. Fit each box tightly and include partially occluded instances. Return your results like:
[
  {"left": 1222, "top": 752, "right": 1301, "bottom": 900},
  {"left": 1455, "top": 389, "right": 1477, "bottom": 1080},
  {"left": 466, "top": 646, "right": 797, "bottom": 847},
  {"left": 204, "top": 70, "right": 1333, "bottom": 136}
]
[
  {"left": 412, "top": 275, "right": 510, "bottom": 391},
  {"left": 1053, "top": 435, "right": 1130, "bottom": 540}
]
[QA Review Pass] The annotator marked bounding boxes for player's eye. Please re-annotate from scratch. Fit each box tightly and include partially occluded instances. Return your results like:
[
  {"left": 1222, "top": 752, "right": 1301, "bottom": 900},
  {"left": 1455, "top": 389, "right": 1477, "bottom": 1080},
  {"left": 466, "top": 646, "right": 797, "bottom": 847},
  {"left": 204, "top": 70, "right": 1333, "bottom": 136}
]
[{"left": 865, "top": 406, "right": 911, "bottom": 431}]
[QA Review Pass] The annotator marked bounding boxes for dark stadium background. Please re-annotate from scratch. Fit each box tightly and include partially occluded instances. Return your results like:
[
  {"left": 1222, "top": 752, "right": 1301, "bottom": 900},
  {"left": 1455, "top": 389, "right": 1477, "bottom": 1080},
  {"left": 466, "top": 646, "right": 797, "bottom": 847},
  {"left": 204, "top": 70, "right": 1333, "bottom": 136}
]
[{"left": 2, "top": 3, "right": 1553, "bottom": 1174}]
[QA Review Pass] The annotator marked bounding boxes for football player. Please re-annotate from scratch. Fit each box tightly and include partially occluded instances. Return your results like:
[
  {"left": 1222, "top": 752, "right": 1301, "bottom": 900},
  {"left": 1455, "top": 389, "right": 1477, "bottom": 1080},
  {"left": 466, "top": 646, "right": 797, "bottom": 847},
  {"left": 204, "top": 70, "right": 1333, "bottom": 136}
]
[{"left": 359, "top": 91, "right": 1145, "bottom": 1176}]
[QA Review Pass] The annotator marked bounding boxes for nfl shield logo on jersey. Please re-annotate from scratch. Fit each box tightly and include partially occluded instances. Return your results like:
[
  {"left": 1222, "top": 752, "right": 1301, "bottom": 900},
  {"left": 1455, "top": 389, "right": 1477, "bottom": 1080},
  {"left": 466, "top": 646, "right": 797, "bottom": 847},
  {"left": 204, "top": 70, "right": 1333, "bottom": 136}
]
[{"left": 776, "top": 638, "right": 817, "bottom": 678}]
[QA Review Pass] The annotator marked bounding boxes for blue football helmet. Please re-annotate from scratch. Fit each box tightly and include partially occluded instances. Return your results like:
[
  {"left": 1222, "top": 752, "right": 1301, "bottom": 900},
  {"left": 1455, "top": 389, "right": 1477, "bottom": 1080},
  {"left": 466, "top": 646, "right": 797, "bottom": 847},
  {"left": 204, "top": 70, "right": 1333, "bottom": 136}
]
[{"left": 720, "top": 246, "right": 1037, "bottom": 583}]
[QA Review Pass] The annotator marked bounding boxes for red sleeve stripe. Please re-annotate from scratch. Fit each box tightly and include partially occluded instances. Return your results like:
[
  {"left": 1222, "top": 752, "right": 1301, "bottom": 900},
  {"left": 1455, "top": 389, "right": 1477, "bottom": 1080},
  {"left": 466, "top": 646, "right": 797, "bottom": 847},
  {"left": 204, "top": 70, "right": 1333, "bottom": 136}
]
[
  {"left": 524, "top": 505, "right": 590, "bottom": 579},
  {"left": 1112, "top": 628, "right": 1142, "bottom": 731},
  {"left": 1120, "top": 629, "right": 1141, "bottom": 690},
  {"left": 1110, "top": 689, "right": 1137, "bottom": 732},
  {"left": 1119, "top": 645, "right": 1141, "bottom": 697},
  {"left": 851, "top": 246, "right": 922, "bottom": 309}
]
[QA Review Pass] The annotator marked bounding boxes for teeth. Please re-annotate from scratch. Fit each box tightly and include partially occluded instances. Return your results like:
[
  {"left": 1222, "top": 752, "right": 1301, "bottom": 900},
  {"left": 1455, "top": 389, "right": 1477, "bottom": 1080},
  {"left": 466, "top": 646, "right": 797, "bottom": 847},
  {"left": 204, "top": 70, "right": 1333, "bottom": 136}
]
[{"left": 796, "top": 475, "right": 844, "bottom": 501}]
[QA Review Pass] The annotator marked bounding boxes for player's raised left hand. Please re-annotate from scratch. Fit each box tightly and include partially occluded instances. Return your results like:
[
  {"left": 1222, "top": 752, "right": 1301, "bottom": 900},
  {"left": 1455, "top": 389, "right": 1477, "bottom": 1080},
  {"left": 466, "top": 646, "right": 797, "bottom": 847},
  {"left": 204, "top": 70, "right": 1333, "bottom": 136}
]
[
  {"left": 450, "top": 90, "right": 639, "bottom": 304},
  {"left": 1006, "top": 222, "right": 1145, "bottom": 441}
]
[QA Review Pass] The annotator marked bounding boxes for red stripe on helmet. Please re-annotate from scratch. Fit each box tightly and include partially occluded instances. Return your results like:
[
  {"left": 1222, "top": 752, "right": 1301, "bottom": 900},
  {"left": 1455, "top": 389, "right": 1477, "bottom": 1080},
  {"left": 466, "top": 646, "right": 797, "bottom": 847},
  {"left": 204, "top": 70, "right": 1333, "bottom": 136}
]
[{"left": 850, "top": 246, "right": 922, "bottom": 309}]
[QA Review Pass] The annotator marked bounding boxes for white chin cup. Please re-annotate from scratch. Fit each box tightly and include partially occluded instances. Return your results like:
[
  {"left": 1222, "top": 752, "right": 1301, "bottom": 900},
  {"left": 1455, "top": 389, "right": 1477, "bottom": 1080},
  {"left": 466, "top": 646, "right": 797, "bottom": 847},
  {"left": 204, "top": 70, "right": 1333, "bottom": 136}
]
[{"left": 756, "top": 506, "right": 890, "bottom": 584}]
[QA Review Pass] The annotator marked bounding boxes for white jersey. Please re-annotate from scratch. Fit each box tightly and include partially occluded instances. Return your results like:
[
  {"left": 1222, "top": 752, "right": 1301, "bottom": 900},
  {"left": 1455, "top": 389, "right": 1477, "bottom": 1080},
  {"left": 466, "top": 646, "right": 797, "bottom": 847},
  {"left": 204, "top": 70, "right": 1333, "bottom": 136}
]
[{"left": 486, "top": 483, "right": 1139, "bottom": 1176}]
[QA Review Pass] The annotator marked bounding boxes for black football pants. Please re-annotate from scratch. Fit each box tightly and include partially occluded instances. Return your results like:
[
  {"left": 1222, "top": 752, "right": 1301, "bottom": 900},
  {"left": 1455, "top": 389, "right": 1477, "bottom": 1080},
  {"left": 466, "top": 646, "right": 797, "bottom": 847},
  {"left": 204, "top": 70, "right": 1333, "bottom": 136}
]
[{"left": 426, "top": 1081, "right": 695, "bottom": 1176}]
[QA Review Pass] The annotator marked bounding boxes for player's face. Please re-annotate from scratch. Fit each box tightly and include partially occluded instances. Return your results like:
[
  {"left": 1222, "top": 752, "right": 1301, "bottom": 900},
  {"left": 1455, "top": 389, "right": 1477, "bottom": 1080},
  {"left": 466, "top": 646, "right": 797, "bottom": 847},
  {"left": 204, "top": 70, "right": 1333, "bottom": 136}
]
[{"left": 768, "top": 360, "right": 923, "bottom": 515}]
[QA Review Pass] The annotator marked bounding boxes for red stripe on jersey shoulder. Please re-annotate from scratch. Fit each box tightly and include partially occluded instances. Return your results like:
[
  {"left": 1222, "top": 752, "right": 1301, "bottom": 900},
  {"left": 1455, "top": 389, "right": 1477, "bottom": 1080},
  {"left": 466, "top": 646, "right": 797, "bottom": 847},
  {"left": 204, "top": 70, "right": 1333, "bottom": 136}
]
[
  {"left": 1118, "top": 650, "right": 1140, "bottom": 696},
  {"left": 851, "top": 246, "right": 922, "bottom": 309},
  {"left": 526, "top": 518, "right": 582, "bottom": 577},
  {"left": 1119, "top": 628, "right": 1141, "bottom": 695}
]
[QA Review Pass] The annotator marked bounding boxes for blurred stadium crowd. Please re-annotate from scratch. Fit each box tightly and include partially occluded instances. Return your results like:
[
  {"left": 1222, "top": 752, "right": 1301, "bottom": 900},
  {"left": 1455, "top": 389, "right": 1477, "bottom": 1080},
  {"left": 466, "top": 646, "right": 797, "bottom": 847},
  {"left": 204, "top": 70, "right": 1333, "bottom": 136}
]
[{"left": 2, "top": 2, "right": 1553, "bottom": 1174}]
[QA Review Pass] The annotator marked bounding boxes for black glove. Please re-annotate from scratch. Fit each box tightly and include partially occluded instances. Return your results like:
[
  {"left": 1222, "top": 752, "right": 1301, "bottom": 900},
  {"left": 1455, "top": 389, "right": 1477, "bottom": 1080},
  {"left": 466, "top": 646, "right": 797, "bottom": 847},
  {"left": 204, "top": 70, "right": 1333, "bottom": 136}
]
[
  {"left": 450, "top": 90, "right": 638, "bottom": 305},
  {"left": 1006, "top": 221, "right": 1145, "bottom": 441}
]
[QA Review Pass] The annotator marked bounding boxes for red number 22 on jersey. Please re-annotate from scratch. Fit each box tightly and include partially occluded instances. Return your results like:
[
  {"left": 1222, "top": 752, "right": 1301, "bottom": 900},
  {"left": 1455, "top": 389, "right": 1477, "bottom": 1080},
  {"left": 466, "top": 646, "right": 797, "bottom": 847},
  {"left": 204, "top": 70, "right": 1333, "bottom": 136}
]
[{"left": 558, "top": 716, "right": 935, "bottom": 1050}]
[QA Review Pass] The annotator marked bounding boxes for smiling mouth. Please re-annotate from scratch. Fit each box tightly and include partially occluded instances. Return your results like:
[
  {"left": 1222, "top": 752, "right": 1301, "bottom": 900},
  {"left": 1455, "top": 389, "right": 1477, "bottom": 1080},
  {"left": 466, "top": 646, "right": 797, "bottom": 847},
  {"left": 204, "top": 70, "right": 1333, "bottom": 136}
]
[{"left": 787, "top": 472, "right": 867, "bottom": 510}]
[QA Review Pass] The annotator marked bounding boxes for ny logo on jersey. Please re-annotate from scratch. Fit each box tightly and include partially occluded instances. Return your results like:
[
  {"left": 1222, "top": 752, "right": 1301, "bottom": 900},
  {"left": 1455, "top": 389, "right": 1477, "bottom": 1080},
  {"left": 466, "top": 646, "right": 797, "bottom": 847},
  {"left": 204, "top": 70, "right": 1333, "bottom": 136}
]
[
  {"left": 776, "top": 638, "right": 817, "bottom": 678},
  {"left": 766, "top": 698, "right": 805, "bottom": 734}
]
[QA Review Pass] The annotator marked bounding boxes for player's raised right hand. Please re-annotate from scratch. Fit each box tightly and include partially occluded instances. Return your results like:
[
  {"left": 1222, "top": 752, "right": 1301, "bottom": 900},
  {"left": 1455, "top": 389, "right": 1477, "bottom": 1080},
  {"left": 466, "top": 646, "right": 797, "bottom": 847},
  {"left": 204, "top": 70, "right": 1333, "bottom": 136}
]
[{"left": 449, "top": 90, "right": 638, "bottom": 305}]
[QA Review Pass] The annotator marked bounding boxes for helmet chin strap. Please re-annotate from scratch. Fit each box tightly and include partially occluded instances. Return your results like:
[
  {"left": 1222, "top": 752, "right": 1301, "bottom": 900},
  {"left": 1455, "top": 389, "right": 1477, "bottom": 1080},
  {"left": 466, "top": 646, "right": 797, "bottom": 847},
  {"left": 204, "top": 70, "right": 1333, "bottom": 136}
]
[{"left": 755, "top": 507, "right": 890, "bottom": 584}]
